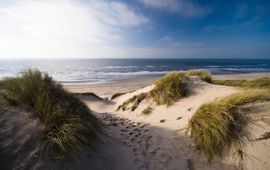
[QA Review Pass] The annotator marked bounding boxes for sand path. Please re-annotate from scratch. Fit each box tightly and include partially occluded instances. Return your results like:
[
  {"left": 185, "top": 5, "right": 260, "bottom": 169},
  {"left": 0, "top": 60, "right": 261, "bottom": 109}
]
[{"left": 83, "top": 78, "right": 239, "bottom": 170}]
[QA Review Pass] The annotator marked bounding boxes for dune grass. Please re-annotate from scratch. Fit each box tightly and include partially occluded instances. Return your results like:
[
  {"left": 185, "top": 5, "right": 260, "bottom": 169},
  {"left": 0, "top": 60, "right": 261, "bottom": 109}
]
[
  {"left": 212, "top": 77, "right": 270, "bottom": 89},
  {"left": 150, "top": 72, "right": 188, "bottom": 106},
  {"left": 111, "top": 92, "right": 126, "bottom": 100},
  {"left": 189, "top": 90, "right": 270, "bottom": 160},
  {"left": 118, "top": 72, "right": 188, "bottom": 110},
  {"left": 141, "top": 107, "right": 153, "bottom": 115},
  {"left": 0, "top": 69, "right": 103, "bottom": 158},
  {"left": 255, "top": 132, "right": 270, "bottom": 141},
  {"left": 0, "top": 80, "right": 3, "bottom": 90},
  {"left": 186, "top": 70, "right": 212, "bottom": 83},
  {"left": 117, "top": 93, "right": 148, "bottom": 111}
]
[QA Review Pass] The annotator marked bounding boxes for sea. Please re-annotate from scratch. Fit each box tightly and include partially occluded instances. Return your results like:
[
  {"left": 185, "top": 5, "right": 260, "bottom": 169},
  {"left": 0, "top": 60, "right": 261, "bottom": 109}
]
[{"left": 0, "top": 58, "right": 270, "bottom": 85}]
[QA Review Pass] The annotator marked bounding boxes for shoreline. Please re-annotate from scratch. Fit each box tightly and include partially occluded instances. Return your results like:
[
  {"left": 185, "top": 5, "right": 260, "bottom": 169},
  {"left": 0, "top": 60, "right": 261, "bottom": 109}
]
[
  {"left": 66, "top": 75, "right": 161, "bottom": 97},
  {"left": 65, "top": 72, "right": 270, "bottom": 97}
]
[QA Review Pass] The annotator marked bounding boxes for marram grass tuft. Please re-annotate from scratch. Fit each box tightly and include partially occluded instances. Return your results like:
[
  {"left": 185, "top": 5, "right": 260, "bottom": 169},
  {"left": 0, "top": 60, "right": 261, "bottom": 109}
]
[
  {"left": 186, "top": 70, "right": 212, "bottom": 83},
  {"left": 189, "top": 90, "right": 270, "bottom": 160},
  {"left": 0, "top": 69, "right": 103, "bottom": 158},
  {"left": 150, "top": 72, "right": 188, "bottom": 106}
]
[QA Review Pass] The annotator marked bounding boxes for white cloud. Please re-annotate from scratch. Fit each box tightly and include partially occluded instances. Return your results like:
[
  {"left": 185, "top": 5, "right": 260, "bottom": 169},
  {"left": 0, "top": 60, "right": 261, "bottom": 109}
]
[
  {"left": 0, "top": 0, "right": 149, "bottom": 58},
  {"left": 139, "top": 0, "right": 210, "bottom": 17}
]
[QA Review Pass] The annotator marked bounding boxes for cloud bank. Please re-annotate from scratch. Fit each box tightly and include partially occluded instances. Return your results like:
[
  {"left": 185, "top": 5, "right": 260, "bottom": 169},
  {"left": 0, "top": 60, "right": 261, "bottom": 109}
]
[
  {"left": 0, "top": 0, "right": 148, "bottom": 58},
  {"left": 139, "top": 0, "right": 210, "bottom": 17}
]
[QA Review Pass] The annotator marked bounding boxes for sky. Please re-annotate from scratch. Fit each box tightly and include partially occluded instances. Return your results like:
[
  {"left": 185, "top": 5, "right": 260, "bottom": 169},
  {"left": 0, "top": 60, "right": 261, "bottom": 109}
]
[{"left": 0, "top": 0, "right": 269, "bottom": 59}]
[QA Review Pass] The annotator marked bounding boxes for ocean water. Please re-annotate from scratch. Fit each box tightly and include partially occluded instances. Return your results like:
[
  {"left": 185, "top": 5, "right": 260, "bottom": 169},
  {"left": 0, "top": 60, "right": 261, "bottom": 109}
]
[{"left": 0, "top": 59, "right": 270, "bottom": 85}]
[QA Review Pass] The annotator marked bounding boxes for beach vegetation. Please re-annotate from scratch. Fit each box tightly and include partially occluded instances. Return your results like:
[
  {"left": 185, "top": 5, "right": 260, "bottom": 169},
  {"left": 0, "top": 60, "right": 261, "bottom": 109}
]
[
  {"left": 74, "top": 92, "right": 103, "bottom": 101},
  {"left": 186, "top": 70, "right": 212, "bottom": 83},
  {"left": 118, "top": 72, "right": 188, "bottom": 110},
  {"left": 111, "top": 92, "right": 126, "bottom": 100},
  {"left": 117, "top": 93, "right": 148, "bottom": 111},
  {"left": 150, "top": 72, "right": 188, "bottom": 105},
  {"left": 141, "top": 107, "right": 152, "bottom": 115},
  {"left": 213, "top": 77, "right": 270, "bottom": 89},
  {"left": 0, "top": 69, "right": 103, "bottom": 158},
  {"left": 188, "top": 90, "right": 270, "bottom": 160}
]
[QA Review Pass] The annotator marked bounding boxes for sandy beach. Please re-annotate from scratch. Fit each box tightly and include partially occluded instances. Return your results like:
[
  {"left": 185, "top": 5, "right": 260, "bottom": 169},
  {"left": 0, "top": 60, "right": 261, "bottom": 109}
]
[
  {"left": 66, "top": 72, "right": 270, "bottom": 97},
  {"left": 1, "top": 0, "right": 270, "bottom": 168},
  {"left": 66, "top": 75, "right": 162, "bottom": 97},
  {"left": 63, "top": 72, "right": 270, "bottom": 170},
  {"left": 1, "top": 72, "right": 270, "bottom": 170}
]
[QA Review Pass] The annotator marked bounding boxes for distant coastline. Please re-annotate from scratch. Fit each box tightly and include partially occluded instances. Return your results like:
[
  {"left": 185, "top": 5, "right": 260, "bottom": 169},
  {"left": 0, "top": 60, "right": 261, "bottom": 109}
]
[
  {"left": 66, "top": 72, "right": 270, "bottom": 97},
  {"left": 1, "top": 59, "right": 270, "bottom": 86}
]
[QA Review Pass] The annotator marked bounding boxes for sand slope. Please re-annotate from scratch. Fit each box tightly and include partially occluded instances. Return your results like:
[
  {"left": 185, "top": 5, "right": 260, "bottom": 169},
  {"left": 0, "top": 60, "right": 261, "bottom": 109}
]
[
  {"left": 2, "top": 76, "right": 270, "bottom": 169},
  {"left": 85, "top": 78, "right": 244, "bottom": 170},
  {"left": 0, "top": 108, "right": 44, "bottom": 170}
]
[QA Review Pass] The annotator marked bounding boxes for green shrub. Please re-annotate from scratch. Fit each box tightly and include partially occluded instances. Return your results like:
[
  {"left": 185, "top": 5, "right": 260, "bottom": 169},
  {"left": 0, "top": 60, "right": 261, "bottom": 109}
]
[
  {"left": 150, "top": 72, "right": 188, "bottom": 106},
  {"left": 141, "top": 107, "right": 152, "bottom": 115},
  {"left": 186, "top": 70, "right": 212, "bottom": 83},
  {"left": 189, "top": 90, "right": 270, "bottom": 160},
  {"left": 212, "top": 77, "right": 270, "bottom": 89},
  {"left": 1, "top": 69, "right": 102, "bottom": 158}
]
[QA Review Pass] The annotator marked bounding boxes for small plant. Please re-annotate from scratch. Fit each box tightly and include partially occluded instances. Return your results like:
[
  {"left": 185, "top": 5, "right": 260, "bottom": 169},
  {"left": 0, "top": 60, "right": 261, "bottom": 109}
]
[
  {"left": 141, "top": 107, "right": 152, "bottom": 115},
  {"left": 150, "top": 72, "right": 188, "bottom": 106},
  {"left": 111, "top": 92, "right": 126, "bottom": 100},
  {"left": 188, "top": 90, "right": 270, "bottom": 160},
  {"left": 117, "top": 95, "right": 137, "bottom": 111},
  {"left": 117, "top": 93, "right": 148, "bottom": 111},
  {"left": 213, "top": 77, "right": 270, "bottom": 89},
  {"left": 0, "top": 69, "right": 103, "bottom": 158},
  {"left": 186, "top": 70, "right": 212, "bottom": 83}
]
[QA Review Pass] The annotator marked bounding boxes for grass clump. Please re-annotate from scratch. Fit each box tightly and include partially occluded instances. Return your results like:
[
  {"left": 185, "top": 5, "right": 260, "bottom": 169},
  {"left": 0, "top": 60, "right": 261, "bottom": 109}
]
[
  {"left": 141, "top": 107, "right": 153, "bottom": 115},
  {"left": 150, "top": 72, "right": 188, "bottom": 106},
  {"left": 213, "top": 77, "right": 270, "bottom": 89},
  {"left": 0, "top": 69, "right": 103, "bottom": 158},
  {"left": 186, "top": 70, "right": 212, "bottom": 83},
  {"left": 189, "top": 90, "right": 270, "bottom": 160},
  {"left": 111, "top": 92, "right": 126, "bottom": 100},
  {"left": 117, "top": 93, "right": 148, "bottom": 111}
]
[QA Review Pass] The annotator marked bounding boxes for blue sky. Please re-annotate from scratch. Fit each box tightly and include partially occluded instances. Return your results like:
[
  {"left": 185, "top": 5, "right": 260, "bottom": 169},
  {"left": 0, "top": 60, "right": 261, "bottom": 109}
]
[{"left": 0, "top": 0, "right": 269, "bottom": 59}]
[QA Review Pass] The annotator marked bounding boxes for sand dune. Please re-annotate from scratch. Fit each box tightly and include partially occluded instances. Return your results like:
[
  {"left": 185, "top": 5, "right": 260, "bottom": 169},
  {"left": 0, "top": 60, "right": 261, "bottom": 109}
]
[
  {"left": 0, "top": 108, "right": 44, "bottom": 169},
  {"left": 83, "top": 78, "right": 242, "bottom": 170},
  {"left": 1, "top": 73, "right": 270, "bottom": 170},
  {"left": 82, "top": 77, "right": 270, "bottom": 170}
]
